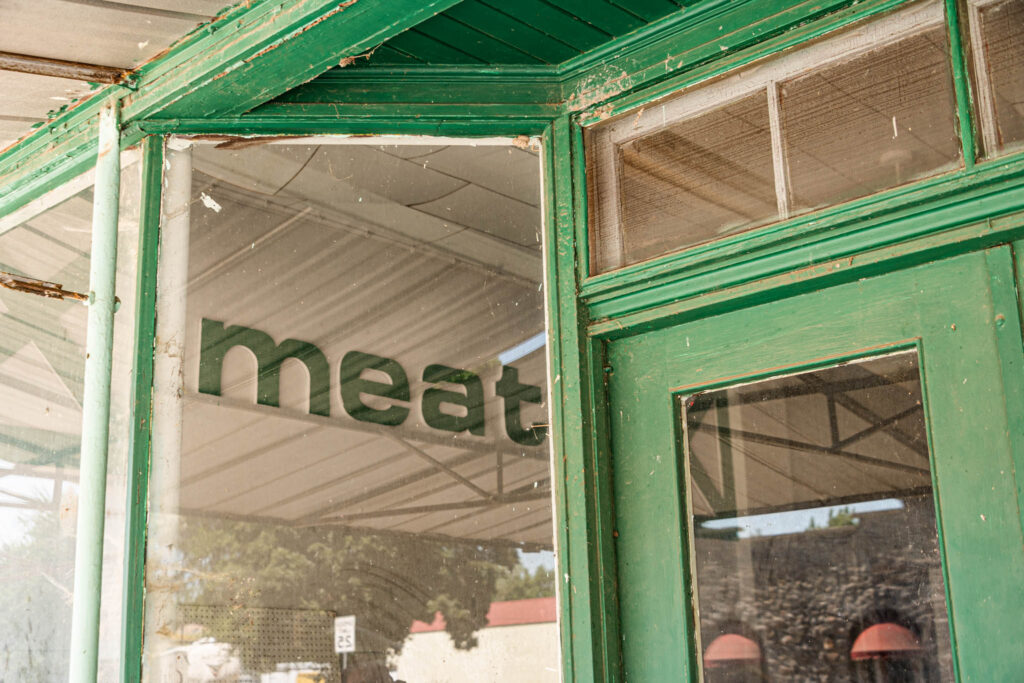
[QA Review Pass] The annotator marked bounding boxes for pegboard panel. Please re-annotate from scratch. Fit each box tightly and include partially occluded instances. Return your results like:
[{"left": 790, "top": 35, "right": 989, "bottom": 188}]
[{"left": 179, "top": 604, "right": 338, "bottom": 680}]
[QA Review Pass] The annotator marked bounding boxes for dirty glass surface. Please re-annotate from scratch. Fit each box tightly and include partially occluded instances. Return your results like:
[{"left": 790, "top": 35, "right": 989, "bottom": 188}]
[
  {"left": 143, "top": 142, "right": 557, "bottom": 683},
  {"left": 780, "top": 25, "right": 959, "bottom": 214},
  {"left": 587, "top": 91, "right": 777, "bottom": 270},
  {"left": 585, "top": 1, "right": 957, "bottom": 274},
  {"left": 0, "top": 159, "right": 139, "bottom": 680},
  {"left": 681, "top": 352, "right": 953, "bottom": 682},
  {"left": 974, "top": 0, "right": 1024, "bottom": 155}
]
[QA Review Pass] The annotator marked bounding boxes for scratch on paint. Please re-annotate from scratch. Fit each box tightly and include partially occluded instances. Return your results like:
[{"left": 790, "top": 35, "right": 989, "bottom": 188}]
[
  {"left": 339, "top": 40, "right": 383, "bottom": 68},
  {"left": 199, "top": 192, "right": 222, "bottom": 212},
  {"left": 244, "top": 0, "right": 359, "bottom": 65},
  {"left": 570, "top": 67, "right": 632, "bottom": 113}
]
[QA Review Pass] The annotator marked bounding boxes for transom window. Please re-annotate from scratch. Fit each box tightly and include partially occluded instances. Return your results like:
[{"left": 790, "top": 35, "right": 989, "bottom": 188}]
[{"left": 585, "top": 1, "right": 959, "bottom": 273}]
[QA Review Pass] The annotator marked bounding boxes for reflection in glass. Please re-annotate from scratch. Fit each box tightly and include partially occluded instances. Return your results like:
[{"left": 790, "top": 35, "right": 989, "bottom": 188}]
[
  {"left": 975, "top": 0, "right": 1024, "bottom": 155},
  {"left": 613, "top": 92, "right": 776, "bottom": 266},
  {"left": 144, "top": 143, "right": 556, "bottom": 682},
  {"left": 780, "top": 26, "right": 959, "bottom": 213},
  {"left": 0, "top": 161, "right": 139, "bottom": 680},
  {"left": 681, "top": 353, "right": 953, "bottom": 682}
]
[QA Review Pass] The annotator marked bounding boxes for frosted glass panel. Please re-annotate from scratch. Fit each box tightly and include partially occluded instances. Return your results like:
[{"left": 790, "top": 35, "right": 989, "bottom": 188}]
[
  {"left": 975, "top": 0, "right": 1024, "bottom": 155},
  {"left": 585, "top": 1, "right": 959, "bottom": 274},
  {"left": 594, "top": 92, "right": 777, "bottom": 269}
]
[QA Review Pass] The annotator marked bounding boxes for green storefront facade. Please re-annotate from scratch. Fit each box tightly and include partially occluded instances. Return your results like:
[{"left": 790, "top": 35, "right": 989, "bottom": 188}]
[{"left": 0, "top": 0, "right": 1022, "bottom": 680}]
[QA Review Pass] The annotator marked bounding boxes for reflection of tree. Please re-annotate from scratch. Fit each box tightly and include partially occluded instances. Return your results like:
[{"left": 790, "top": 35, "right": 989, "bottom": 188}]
[
  {"left": 176, "top": 516, "right": 518, "bottom": 674},
  {"left": 494, "top": 564, "right": 556, "bottom": 601},
  {"left": 807, "top": 506, "right": 860, "bottom": 530},
  {"left": 0, "top": 512, "right": 74, "bottom": 681}
]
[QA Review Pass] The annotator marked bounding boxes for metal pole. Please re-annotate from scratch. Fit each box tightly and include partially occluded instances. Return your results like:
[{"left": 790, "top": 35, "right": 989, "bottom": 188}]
[{"left": 69, "top": 101, "right": 120, "bottom": 683}]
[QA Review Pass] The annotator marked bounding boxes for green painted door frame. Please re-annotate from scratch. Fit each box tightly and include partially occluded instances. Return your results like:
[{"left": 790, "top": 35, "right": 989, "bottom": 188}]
[
  {"left": 605, "top": 248, "right": 1024, "bottom": 680},
  {"left": 1, "top": 0, "right": 1023, "bottom": 681}
]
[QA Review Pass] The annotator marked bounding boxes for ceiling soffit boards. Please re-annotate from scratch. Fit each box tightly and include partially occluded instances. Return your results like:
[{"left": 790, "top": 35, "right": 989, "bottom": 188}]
[
  {"left": 0, "top": 0, "right": 226, "bottom": 150},
  {"left": 331, "top": 0, "right": 697, "bottom": 68},
  {"left": 0, "top": 0, "right": 467, "bottom": 168}
]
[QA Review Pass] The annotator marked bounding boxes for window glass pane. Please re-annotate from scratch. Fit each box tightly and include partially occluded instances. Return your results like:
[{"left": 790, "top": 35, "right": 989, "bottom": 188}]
[
  {"left": 975, "top": 0, "right": 1024, "bottom": 155},
  {"left": 584, "top": 2, "right": 957, "bottom": 275},
  {"left": 589, "top": 92, "right": 777, "bottom": 270},
  {"left": 681, "top": 352, "right": 953, "bottom": 682},
  {"left": 781, "top": 26, "right": 960, "bottom": 213},
  {"left": 0, "top": 158, "right": 140, "bottom": 680},
  {"left": 144, "top": 143, "right": 557, "bottom": 683}
]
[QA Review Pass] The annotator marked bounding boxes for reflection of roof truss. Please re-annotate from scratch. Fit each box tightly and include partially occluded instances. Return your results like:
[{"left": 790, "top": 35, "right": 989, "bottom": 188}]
[
  {"left": 188, "top": 392, "right": 546, "bottom": 460},
  {"left": 310, "top": 487, "right": 551, "bottom": 526},
  {"left": 0, "top": 463, "right": 71, "bottom": 512},
  {"left": 181, "top": 393, "right": 553, "bottom": 549},
  {"left": 693, "top": 417, "right": 928, "bottom": 477},
  {"left": 686, "top": 359, "right": 929, "bottom": 520}
]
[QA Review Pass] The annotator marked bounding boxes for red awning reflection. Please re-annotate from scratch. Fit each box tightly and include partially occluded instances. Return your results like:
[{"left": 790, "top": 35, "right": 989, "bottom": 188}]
[
  {"left": 704, "top": 633, "right": 762, "bottom": 667},
  {"left": 850, "top": 623, "right": 923, "bottom": 660}
]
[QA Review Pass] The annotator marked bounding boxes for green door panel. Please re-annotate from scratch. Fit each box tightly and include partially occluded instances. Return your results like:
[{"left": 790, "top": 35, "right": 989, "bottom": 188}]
[{"left": 605, "top": 247, "right": 1024, "bottom": 681}]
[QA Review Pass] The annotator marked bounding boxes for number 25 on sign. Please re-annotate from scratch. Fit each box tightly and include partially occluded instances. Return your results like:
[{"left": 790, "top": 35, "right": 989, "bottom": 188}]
[{"left": 334, "top": 615, "right": 356, "bottom": 654}]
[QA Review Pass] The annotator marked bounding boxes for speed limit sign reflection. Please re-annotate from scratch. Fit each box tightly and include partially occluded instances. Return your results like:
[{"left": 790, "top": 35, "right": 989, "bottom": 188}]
[{"left": 334, "top": 615, "right": 356, "bottom": 654}]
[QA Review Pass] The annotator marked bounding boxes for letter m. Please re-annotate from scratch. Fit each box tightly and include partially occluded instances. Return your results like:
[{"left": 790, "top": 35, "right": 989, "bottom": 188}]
[{"left": 198, "top": 318, "right": 330, "bottom": 417}]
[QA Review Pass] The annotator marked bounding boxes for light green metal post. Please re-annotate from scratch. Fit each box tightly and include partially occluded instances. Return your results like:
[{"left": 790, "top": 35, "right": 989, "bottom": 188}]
[{"left": 69, "top": 101, "right": 121, "bottom": 683}]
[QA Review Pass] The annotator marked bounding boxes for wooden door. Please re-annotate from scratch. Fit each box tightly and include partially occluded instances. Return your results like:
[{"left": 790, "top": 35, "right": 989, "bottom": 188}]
[{"left": 605, "top": 247, "right": 1024, "bottom": 681}]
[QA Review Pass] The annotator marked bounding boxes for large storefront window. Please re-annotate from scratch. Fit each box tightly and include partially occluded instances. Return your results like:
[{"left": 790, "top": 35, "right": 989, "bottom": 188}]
[
  {"left": 144, "top": 140, "right": 556, "bottom": 682},
  {"left": 0, "top": 157, "right": 140, "bottom": 680}
]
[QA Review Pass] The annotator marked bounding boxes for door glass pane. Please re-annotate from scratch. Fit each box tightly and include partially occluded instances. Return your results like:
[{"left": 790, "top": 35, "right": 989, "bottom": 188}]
[
  {"left": 143, "top": 142, "right": 557, "bottom": 683},
  {"left": 680, "top": 352, "right": 953, "bottom": 682}
]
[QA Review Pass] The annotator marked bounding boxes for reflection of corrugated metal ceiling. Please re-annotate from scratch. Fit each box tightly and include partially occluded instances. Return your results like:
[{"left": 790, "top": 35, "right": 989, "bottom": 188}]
[
  {"left": 0, "top": 0, "right": 224, "bottom": 150},
  {"left": 181, "top": 143, "right": 552, "bottom": 549}
]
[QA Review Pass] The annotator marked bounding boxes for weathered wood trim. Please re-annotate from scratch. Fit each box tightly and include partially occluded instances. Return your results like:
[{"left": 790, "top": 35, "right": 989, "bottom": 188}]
[
  {"left": 140, "top": 0, "right": 464, "bottom": 120},
  {"left": 0, "top": 0, "right": 462, "bottom": 217},
  {"left": 134, "top": 115, "right": 555, "bottom": 138},
  {"left": 119, "top": 136, "right": 163, "bottom": 683},
  {"left": 563, "top": 0, "right": 910, "bottom": 117},
  {"left": 582, "top": 152, "right": 1024, "bottom": 327}
]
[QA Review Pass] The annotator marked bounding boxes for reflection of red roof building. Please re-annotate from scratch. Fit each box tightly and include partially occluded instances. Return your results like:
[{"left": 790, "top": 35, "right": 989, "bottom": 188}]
[
  {"left": 851, "top": 623, "right": 923, "bottom": 660},
  {"left": 410, "top": 597, "right": 557, "bottom": 633},
  {"left": 704, "top": 633, "right": 762, "bottom": 667},
  {"left": 397, "top": 597, "right": 560, "bottom": 681}
]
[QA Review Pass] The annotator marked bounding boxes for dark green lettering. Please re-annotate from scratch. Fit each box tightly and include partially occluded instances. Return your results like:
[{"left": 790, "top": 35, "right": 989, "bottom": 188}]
[
  {"left": 339, "top": 351, "right": 410, "bottom": 426},
  {"left": 495, "top": 365, "right": 547, "bottom": 446},
  {"left": 421, "top": 365, "right": 485, "bottom": 435},
  {"left": 198, "top": 318, "right": 330, "bottom": 416}
]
